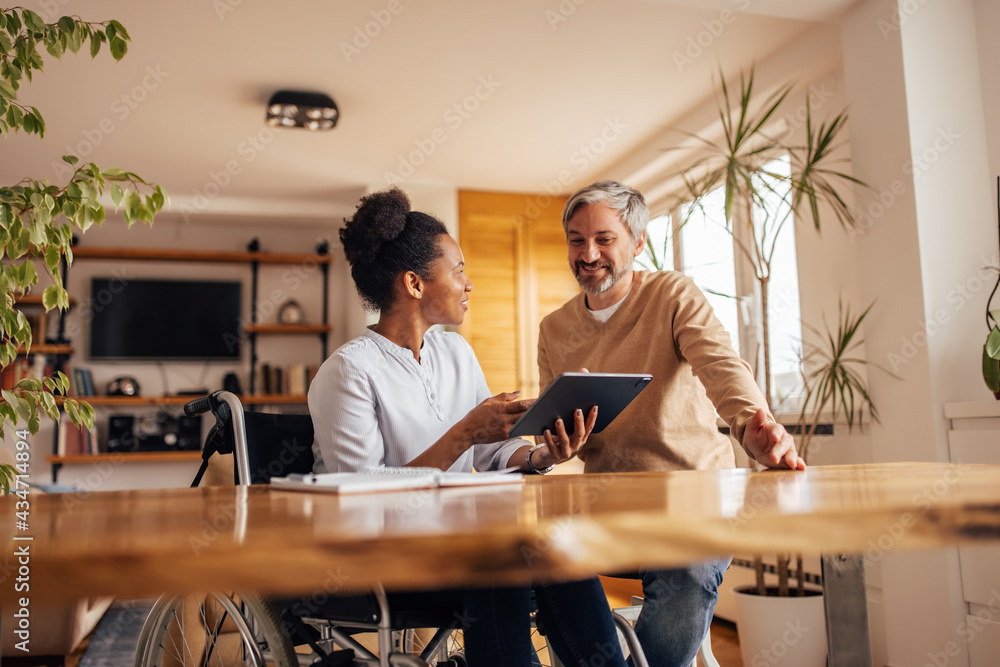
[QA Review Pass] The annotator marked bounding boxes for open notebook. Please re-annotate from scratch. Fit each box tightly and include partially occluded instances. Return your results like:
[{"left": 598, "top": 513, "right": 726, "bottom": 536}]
[{"left": 270, "top": 466, "right": 524, "bottom": 494}]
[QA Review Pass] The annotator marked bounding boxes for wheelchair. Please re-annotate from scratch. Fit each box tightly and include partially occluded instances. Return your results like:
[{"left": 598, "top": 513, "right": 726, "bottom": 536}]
[{"left": 133, "top": 390, "right": 650, "bottom": 667}]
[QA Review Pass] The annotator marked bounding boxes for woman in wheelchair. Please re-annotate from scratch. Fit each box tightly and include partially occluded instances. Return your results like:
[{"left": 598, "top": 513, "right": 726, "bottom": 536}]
[{"left": 306, "top": 187, "right": 627, "bottom": 667}]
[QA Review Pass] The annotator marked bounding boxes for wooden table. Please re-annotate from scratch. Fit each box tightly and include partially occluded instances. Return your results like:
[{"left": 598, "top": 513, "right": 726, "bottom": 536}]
[{"left": 6, "top": 462, "right": 1000, "bottom": 665}]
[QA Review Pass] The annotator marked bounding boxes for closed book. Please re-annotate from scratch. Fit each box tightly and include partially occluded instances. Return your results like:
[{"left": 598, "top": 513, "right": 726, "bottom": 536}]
[
  {"left": 73, "top": 368, "right": 86, "bottom": 396},
  {"left": 261, "top": 363, "right": 271, "bottom": 395},
  {"left": 272, "top": 366, "right": 283, "bottom": 395},
  {"left": 63, "top": 422, "right": 85, "bottom": 456},
  {"left": 81, "top": 369, "right": 95, "bottom": 397}
]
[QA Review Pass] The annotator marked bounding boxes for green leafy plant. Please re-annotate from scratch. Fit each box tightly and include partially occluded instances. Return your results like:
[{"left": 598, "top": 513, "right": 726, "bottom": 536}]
[
  {"left": 796, "top": 301, "right": 900, "bottom": 462},
  {"left": 0, "top": 8, "right": 165, "bottom": 489},
  {"left": 984, "top": 305, "right": 1000, "bottom": 395},
  {"left": 649, "top": 66, "right": 866, "bottom": 408}
]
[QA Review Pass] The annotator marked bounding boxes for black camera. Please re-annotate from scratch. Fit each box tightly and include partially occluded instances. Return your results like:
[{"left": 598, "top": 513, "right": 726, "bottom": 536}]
[{"left": 107, "top": 412, "right": 202, "bottom": 452}]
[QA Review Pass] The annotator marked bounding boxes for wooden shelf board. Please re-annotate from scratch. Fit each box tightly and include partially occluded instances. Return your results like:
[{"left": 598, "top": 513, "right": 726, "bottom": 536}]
[
  {"left": 243, "top": 324, "right": 331, "bottom": 334},
  {"left": 243, "top": 395, "right": 308, "bottom": 405},
  {"left": 47, "top": 451, "right": 202, "bottom": 465},
  {"left": 64, "top": 394, "right": 308, "bottom": 407},
  {"left": 12, "top": 294, "right": 76, "bottom": 306},
  {"left": 69, "top": 395, "right": 201, "bottom": 407},
  {"left": 72, "top": 247, "right": 331, "bottom": 265},
  {"left": 16, "top": 345, "right": 72, "bottom": 355}
]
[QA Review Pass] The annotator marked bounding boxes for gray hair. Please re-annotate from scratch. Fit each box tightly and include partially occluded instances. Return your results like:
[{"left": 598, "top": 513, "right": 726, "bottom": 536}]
[{"left": 562, "top": 180, "right": 649, "bottom": 241}]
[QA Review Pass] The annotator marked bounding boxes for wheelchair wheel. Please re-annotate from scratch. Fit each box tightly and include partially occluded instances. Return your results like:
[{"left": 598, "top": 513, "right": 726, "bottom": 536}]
[{"left": 135, "top": 592, "right": 298, "bottom": 667}]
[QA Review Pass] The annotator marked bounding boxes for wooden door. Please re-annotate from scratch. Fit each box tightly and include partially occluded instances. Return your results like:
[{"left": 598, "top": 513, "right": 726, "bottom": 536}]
[{"left": 458, "top": 191, "right": 580, "bottom": 397}]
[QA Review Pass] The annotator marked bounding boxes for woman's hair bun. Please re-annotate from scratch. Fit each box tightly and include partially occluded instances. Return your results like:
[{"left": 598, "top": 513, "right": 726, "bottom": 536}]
[{"left": 340, "top": 187, "right": 412, "bottom": 266}]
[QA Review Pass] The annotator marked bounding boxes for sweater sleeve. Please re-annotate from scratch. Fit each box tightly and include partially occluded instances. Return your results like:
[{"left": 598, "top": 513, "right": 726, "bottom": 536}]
[
  {"left": 671, "top": 275, "right": 769, "bottom": 446},
  {"left": 537, "top": 324, "right": 555, "bottom": 394}
]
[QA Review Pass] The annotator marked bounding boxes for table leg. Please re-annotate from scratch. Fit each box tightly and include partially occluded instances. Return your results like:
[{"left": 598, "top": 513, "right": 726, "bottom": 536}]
[{"left": 821, "top": 553, "right": 872, "bottom": 667}]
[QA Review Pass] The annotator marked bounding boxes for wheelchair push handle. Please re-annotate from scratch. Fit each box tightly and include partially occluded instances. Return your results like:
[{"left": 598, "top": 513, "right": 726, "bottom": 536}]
[{"left": 183, "top": 393, "right": 214, "bottom": 417}]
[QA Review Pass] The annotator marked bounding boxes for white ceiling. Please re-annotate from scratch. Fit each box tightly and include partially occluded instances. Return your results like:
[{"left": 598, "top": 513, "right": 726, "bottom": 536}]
[{"left": 0, "top": 0, "right": 858, "bottom": 216}]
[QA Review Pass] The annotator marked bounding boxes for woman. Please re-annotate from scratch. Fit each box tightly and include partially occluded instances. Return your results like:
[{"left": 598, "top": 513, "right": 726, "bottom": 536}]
[{"left": 307, "top": 187, "right": 626, "bottom": 667}]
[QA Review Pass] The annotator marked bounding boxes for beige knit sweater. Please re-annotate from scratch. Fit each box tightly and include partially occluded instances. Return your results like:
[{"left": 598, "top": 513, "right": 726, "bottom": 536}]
[{"left": 537, "top": 270, "right": 768, "bottom": 473}]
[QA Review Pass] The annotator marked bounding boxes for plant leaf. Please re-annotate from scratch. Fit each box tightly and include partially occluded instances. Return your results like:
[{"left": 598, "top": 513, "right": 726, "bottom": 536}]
[
  {"left": 984, "top": 345, "right": 1000, "bottom": 393},
  {"left": 109, "top": 36, "right": 127, "bottom": 61},
  {"left": 987, "top": 326, "right": 1000, "bottom": 359},
  {"left": 42, "top": 284, "right": 61, "bottom": 310}
]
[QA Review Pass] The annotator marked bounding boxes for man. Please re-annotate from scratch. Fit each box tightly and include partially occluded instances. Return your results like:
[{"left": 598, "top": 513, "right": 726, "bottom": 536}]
[{"left": 536, "top": 180, "right": 804, "bottom": 666}]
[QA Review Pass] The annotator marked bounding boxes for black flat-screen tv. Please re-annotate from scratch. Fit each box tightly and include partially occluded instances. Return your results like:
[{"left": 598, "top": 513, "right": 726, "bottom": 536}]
[{"left": 89, "top": 278, "right": 242, "bottom": 361}]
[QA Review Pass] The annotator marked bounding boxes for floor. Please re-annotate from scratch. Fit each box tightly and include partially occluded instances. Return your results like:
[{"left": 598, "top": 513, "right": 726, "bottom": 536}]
[
  {"left": 709, "top": 618, "right": 744, "bottom": 666},
  {"left": 62, "top": 607, "right": 746, "bottom": 666}
]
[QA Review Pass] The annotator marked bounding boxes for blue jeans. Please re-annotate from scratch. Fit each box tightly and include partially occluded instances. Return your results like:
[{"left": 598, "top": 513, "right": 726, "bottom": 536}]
[
  {"left": 630, "top": 557, "right": 731, "bottom": 667},
  {"left": 465, "top": 578, "right": 627, "bottom": 667}
]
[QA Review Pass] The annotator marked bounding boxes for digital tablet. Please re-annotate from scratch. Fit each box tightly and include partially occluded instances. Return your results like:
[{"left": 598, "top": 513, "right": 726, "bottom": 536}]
[{"left": 509, "top": 372, "right": 653, "bottom": 437}]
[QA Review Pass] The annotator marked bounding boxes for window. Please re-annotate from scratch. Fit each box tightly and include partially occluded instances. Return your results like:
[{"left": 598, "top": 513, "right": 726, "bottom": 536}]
[
  {"left": 635, "top": 155, "right": 802, "bottom": 410},
  {"left": 635, "top": 213, "right": 674, "bottom": 272},
  {"left": 678, "top": 188, "right": 741, "bottom": 356}
]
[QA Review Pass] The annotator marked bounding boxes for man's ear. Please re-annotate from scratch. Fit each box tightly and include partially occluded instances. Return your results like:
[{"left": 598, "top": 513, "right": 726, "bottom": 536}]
[
  {"left": 633, "top": 231, "right": 647, "bottom": 258},
  {"left": 403, "top": 270, "right": 423, "bottom": 299}
]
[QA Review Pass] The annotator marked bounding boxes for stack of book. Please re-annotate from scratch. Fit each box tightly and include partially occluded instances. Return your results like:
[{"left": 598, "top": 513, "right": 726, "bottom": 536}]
[
  {"left": 255, "top": 362, "right": 320, "bottom": 396},
  {"left": 24, "top": 312, "right": 46, "bottom": 345},
  {"left": 71, "top": 367, "right": 96, "bottom": 396},
  {"left": 0, "top": 354, "right": 47, "bottom": 390},
  {"left": 56, "top": 413, "right": 100, "bottom": 456}
]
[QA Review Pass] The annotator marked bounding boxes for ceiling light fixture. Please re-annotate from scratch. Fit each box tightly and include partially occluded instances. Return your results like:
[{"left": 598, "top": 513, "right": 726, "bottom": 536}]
[{"left": 265, "top": 90, "right": 339, "bottom": 131}]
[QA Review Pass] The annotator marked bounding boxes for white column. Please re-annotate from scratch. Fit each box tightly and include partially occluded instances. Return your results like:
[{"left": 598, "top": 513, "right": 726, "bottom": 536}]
[{"left": 841, "top": 0, "right": 996, "bottom": 665}]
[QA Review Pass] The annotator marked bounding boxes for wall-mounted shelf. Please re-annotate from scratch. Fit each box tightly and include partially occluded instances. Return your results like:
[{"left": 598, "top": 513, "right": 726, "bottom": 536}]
[
  {"left": 47, "top": 241, "right": 330, "bottom": 483},
  {"left": 66, "top": 394, "right": 308, "bottom": 407},
  {"left": 15, "top": 344, "right": 73, "bottom": 355},
  {"left": 12, "top": 294, "right": 76, "bottom": 306},
  {"left": 46, "top": 451, "right": 202, "bottom": 465},
  {"left": 243, "top": 324, "right": 332, "bottom": 335},
  {"left": 72, "top": 247, "right": 332, "bottom": 265}
]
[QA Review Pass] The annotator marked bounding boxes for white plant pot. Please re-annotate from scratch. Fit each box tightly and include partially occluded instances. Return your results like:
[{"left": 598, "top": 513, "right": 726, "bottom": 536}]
[{"left": 733, "top": 585, "right": 827, "bottom": 667}]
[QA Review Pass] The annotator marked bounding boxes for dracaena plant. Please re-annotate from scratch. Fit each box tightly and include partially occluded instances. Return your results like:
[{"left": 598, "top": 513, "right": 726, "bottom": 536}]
[
  {"left": 796, "top": 300, "right": 900, "bottom": 463},
  {"left": 0, "top": 8, "right": 165, "bottom": 488}
]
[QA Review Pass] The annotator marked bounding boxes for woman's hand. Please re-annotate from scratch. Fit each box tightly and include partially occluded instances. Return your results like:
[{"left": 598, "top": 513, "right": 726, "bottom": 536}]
[
  {"left": 459, "top": 392, "right": 535, "bottom": 445},
  {"left": 532, "top": 405, "right": 598, "bottom": 468}
]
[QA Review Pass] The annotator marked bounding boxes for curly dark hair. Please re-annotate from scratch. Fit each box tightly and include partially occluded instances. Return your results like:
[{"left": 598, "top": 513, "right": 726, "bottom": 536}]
[{"left": 339, "top": 187, "right": 448, "bottom": 312}]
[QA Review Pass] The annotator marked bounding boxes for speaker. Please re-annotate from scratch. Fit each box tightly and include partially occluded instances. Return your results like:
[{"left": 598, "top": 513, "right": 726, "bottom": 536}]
[{"left": 107, "top": 414, "right": 136, "bottom": 453}]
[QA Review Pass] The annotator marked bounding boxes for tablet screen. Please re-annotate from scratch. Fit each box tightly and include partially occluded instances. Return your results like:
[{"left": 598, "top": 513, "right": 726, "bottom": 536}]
[{"left": 509, "top": 372, "right": 652, "bottom": 437}]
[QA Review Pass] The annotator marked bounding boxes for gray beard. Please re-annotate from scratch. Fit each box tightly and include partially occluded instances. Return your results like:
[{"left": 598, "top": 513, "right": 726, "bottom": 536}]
[{"left": 574, "top": 263, "right": 629, "bottom": 295}]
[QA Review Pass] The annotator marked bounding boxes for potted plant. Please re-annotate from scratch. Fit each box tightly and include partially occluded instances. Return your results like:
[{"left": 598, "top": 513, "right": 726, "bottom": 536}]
[
  {"left": 651, "top": 67, "right": 869, "bottom": 666},
  {"left": 0, "top": 7, "right": 165, "bottom": 491}
]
